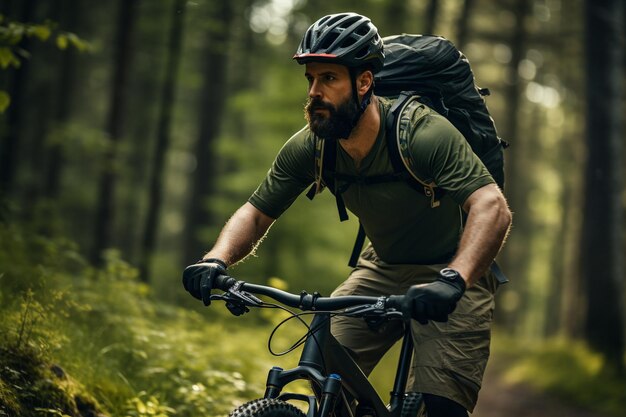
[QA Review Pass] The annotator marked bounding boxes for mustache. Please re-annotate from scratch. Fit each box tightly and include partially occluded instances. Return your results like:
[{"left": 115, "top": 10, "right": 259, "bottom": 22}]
[{"left": 306, "top": 98, "right": 334, "bottom": 113}]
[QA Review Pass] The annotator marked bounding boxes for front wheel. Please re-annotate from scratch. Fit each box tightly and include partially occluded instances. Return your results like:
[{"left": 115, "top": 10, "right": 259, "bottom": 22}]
[{"left": 229, "top": 398, "right": 306, "bottom": 417}]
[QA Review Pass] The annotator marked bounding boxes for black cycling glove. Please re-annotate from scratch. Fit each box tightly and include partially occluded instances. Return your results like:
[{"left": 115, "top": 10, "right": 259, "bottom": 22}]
[
  {"left": 406, "top": 268, "right": 466, "bottom": 324},
  {"left": 182, "top": 258, "right": 227, "bottom": 306}
]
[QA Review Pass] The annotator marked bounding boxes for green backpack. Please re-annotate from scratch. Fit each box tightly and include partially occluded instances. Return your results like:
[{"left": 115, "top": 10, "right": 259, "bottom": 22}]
[{"left": 306, "top": 34, "right": 508, "bottom": 268}]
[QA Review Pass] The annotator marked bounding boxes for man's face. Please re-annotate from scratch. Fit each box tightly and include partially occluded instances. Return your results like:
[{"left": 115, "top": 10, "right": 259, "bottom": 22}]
[{"left": 303, "top": 62, "right": 359, "bottom": 140}]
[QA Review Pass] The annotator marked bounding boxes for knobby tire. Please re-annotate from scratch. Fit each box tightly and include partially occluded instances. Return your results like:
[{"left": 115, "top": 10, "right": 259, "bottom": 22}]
[
  {"left": 229, "top": 398, "right": 306, "bottom": 417},
  {"left": 401, "top": 392, "right": 427, "bottom": 417}
]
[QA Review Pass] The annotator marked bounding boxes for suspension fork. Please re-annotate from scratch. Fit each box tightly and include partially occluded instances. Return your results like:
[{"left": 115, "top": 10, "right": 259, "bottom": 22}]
[{"left": 263, "top": 314, "right": 343, "bottom": 417}]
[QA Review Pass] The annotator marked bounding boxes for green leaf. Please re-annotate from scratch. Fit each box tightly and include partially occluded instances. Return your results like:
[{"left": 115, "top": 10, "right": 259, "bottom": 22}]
[
  {"left": 28, "top": 24, "right": 51, "bottom": 41},
  {"left": 67, "top": 32, "right": 90, "bottom": 52},
  {"left": 0, "top": 47, "right": 20, "bottom": 69},
  {"left": 56, "top": 34, "right": 68, "bottom": 50},
  {"left": 0, "top": 91, "right": 10, "bottom": 113},
  {"left": 3, "top": 22, "right": 24, "bottom": 44}
]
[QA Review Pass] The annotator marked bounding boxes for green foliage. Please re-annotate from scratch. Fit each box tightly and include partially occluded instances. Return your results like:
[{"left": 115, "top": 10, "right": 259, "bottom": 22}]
[
  {"left": 0, "top": 222, "right": 310, "bottom": 417},
  {"left": 0, "top": 328, "right": 102, "bottom": 417},
  {"left": 0, "top": 14, "right": 90, "bottom": 113},
  {"left": 125, "top": 392, "right": 175, "bottom": 417},
  {"left": 0, "top": 90, "right": 9, "bottom": 112},
  {"left": 494, "top": 336, "right": 626, "bottom": 417},
  {"left": 0, "top": 15, "right": 90, "bottom": 65}
]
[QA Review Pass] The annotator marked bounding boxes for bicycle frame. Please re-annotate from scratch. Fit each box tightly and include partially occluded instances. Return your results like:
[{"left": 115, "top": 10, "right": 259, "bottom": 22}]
[
  {"left": 262, "top": 312, "right": 414, "bottom": 417},
  {"left": 206, "top": 276, "right": 422, "bottom": 417}
]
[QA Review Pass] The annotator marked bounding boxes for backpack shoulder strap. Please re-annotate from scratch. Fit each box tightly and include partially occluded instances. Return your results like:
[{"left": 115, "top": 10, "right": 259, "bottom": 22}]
[
  {"left": 304, "top": 134, "right": 361, "bottom": 267},
  {"left": 306, "top": 134, "right": 327, "bottom": 199},
  {"left": 386, "top": 92, "right": 443, "bottom": 208},
  {"left": 348, "top": 222, "right": 367, "bottom": 268}
]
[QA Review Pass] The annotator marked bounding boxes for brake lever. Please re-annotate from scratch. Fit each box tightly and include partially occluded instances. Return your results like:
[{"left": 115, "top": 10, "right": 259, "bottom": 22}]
[
  {"left": 342, "top": 296, "right": 387, "bottom": 316},
  {"left": 213, "top": 282, "right": 264, "bottom": 316},
  {"left": 342, "top": 305, "right": 377, "bottom": 316},
  {"left": 227, "top": 281, "right": 263, "bottom": 305}
]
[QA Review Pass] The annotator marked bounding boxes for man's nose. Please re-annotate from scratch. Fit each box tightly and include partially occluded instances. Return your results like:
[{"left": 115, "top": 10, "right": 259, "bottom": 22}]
[{"left": 308, "top": 79, "right": 322, "bottom": 98}]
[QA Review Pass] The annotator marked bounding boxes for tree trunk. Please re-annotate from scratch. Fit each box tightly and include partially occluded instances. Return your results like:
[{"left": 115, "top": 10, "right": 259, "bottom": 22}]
[
  {"left": 494, "top": 0, "right": 532, "bottom": 330},
  {"left": 0, "top": 0, "right": 36, "bottom": 196},
  {"left": 553, "top": 2, "right": 586, "bottom": 339},
  {"left": 581, "top": 0, "right": 624, "bottom": 372},
  {"left": 182, "top": 1, "right": 233, "bottom": 262},
  {"left": 44, "top": 0, "right": 80, "bottom": 201},
  {"left": 381, "top": 0, "right": 410, "bottom": 35},
  {"left": 139, "top": 0, "right": 187, "bottom": 281},
  {"left": 91, "top": 0, "right": 138, "bottom": 264},
  {"left": 455, "top": 0, "right": 475, "bottom": 50},
  {"left": 424, "top": 0, "right": 440, "bottom": 35}
]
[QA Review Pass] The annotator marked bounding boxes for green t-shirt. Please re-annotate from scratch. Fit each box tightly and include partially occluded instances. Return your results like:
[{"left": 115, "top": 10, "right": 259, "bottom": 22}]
[{"left": 248, "top": 97, "right": 494, "bottom": 264}]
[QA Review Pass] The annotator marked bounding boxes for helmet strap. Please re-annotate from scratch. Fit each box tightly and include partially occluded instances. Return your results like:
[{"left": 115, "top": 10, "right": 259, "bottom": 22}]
[{"left": 349, "top": 68, "right": 374, "bottom": 127}]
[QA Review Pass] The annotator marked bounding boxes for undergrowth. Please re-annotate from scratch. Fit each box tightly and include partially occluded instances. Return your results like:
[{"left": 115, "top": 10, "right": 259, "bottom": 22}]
[
  {"left": 3, "top": 220, "right": 625, "bottom": 417},
  {"left": 492, "top": 334, "right": 626, "bottom": 417},
  {"left": 0, "top": 222, "right": 307, "bottom": 417}
]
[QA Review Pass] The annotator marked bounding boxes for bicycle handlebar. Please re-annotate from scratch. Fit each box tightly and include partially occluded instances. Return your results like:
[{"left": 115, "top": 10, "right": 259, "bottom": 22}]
[{"left": 212, "top": 274, "right": 407, "bottom": 317}]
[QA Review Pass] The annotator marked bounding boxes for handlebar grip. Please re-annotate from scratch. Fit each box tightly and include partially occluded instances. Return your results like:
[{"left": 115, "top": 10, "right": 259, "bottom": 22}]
[
  {"left": 214, "top": 274, "right": 237, "bottom": 291},
  {"left": 386, "top": 295, "right": 407, "bottom": 313}
]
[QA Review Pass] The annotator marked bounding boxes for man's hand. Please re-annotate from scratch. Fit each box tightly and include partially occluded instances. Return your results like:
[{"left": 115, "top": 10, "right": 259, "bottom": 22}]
[
  {"left": 406, "top": 268, "right": 466, "bottom": 324},
  {"left": 182, "top": 258, "right": 227, "bottom": 306}
]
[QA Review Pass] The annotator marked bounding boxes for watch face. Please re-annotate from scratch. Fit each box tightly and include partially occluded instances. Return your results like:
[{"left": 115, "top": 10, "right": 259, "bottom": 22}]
[{"left": 440, "top": 268, "right": 459, "bottom": 280}]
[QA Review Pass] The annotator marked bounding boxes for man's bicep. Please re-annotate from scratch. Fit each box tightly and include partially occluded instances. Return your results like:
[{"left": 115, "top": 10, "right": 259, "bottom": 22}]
[{"left": 461, "top": 183, "right": 505, "bottom": 213}]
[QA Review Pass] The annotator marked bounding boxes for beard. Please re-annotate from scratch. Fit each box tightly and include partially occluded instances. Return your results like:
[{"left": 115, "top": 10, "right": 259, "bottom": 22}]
[{"left": 304, "top": 95, "right": 360, "bottom": 140}]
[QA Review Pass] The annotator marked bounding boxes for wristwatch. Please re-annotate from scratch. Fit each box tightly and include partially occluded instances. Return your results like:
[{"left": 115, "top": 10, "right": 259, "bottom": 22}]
[{"left": 439, "top": 268, "right": 466, "bottom": 290}]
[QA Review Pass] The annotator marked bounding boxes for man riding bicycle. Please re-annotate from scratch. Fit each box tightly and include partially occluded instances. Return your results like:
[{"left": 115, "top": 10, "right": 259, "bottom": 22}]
[{"left": 183, "top": 12, "right": 512, "bottom": 417}]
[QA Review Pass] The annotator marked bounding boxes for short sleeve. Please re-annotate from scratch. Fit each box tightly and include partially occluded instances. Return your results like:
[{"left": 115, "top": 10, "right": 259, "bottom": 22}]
[
  {"left": 409, "top": 113, "right": 495, "bottom": 205},
  {"left": 248, "top": 127, "right": 316, "bottom": 218}
]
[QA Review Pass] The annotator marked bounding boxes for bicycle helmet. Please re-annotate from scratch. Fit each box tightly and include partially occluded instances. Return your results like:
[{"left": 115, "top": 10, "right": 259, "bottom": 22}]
[{"left": 294, "top": 13, "right": 384, "bottom": 73}]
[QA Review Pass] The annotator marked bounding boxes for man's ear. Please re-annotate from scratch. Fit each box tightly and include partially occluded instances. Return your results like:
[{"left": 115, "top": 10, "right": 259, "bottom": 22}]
[{"left": 357, "top": 70, "right": 374, "bottom": 95}]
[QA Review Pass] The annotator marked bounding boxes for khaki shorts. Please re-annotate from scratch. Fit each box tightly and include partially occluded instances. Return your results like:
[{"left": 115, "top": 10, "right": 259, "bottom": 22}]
[{"left": 330, "top": 245, "right": 498, "bottom": 412}]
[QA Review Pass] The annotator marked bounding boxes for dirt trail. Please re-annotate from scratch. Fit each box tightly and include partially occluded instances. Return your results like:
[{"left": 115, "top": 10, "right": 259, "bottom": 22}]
[{"left": 472, "top": 358, "right": 608, "bottom": 417}]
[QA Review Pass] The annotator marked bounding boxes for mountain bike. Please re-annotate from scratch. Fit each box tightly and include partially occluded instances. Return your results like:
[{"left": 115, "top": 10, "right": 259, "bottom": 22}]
[{"left": 205, "top": 274, "right": 428, "bottom": 417}]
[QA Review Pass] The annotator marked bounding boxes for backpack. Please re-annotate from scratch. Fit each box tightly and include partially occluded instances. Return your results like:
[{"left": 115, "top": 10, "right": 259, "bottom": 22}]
[{"left": 306, "top": 34, "right": 508, "bottom": 267}]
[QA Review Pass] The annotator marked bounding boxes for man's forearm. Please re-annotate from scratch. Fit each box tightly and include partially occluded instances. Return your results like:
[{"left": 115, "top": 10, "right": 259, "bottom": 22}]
[
  {"left": 448, "top": 184, "right": 512, "bottom": 286},
  {"left": 203, "top": 202, "right": 275, "bottom": 266}
]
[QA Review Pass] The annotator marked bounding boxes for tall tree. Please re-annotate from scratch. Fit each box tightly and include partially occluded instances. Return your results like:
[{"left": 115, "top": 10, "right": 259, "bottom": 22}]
[
  {"left": 140, "top": 0, "right": 187, "bottom": 281},
  {"left": 546, "top": 1, "right": 585, "bottom": 339},
  {"left": 381, "top": 0, "right": 411, "bottom": 35},
  {"left": 44, "top": 0, "right": 81, "bottom": 201},
  {"left": 581, "top": 0, "right": 624, "bottom": 372},
  {"left": 455, "top": 0, "right": 475, "bottom": 50},
  {"left": 493, "top": 0, "right": 532, "bottom": 330},
  {"left": 424, "top": 0, "right": 440, "bottom": 35},
  {"left": 182, "top": 1, "right": 234, "bottom": 261},
  {"left": 91, "top": 0, "right": 139, "bottom": 264},
  {"left": 0, "top": 0, "right": 36, "bottom": 196}
]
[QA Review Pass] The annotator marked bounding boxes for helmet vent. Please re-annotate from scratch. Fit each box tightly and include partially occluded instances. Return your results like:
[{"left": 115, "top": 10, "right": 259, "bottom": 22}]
[
  {"left": 355, "top": 25, "right": 369, "bottom": 36},
  {"left": 329, "top": 15, "right": 346, "bottom": 26},
  {"left": 355, "top": 46, "right": 370, "bottom": 60},
  {"left": 340, "top": 35, "right": 357, "bottom": 48},
  {"left": 319, "top": 32, "right": 339, "bottom": 50},
  {"left": 302, "top": 30, "right": 312, "bottom": 51}
]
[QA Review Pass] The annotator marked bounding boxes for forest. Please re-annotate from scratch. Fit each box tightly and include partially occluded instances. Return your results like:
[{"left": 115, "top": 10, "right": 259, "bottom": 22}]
[{"left": 0, "top": 0, "right": 625, "bottom": 416}]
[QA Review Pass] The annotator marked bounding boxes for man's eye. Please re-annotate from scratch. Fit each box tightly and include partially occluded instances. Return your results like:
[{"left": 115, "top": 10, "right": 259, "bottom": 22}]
[{"left": 324, "top": 75, "right": 335, "bottom": 81}]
